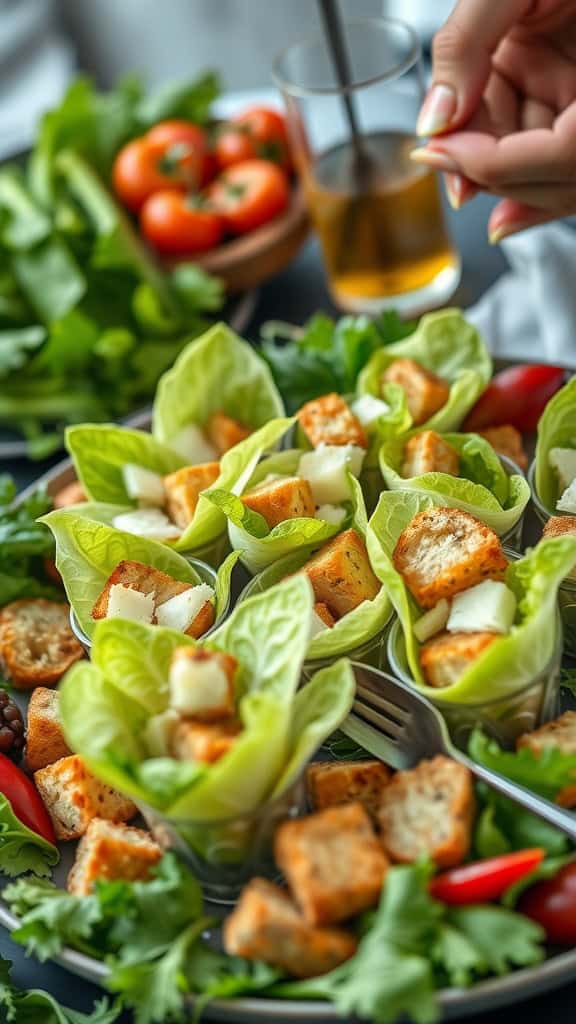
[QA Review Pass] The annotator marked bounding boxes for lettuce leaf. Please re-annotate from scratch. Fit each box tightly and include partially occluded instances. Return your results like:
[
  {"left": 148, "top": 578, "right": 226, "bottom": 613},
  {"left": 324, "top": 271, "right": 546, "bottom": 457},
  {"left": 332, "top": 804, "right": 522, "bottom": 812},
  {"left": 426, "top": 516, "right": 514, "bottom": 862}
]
[
  {"left": 535, "top": 375, "right": 576, "bottom": 512},
  {"left": 357, "top": 309, "right": 492, "bottom": 433},
  {"left": 367, "top": 490, "right": 576, "bottom": 701},
  {"left": 152, "top": 321, "right": 284, "bottom": 444},
  {"left": 379, "top": 431, "right": 530, "bottom": 537}
]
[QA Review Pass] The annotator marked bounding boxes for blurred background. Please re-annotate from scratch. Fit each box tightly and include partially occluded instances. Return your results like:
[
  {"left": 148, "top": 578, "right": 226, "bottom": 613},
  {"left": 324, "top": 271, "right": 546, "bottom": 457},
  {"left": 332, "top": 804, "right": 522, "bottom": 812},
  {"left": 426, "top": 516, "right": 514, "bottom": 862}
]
[{"left": 0, "top": 0, "right": 455, "bottom": 160}]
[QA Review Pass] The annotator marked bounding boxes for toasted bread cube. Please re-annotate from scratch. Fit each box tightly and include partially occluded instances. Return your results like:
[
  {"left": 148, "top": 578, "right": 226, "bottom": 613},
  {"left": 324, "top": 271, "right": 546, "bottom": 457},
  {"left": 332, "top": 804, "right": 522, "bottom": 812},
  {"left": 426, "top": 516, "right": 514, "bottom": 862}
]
[
  {"left": 34, "top": 755, "right": 136, "bottom": 841},
  {"left": 163, "top": 463, "right": 220, "bottom": 529},
  {"left": 205, "top": 412, "right": 252, "bottom": 455},
  {"left": 53, "top": 480, "right": 86, "bottom": 508},
  {"left": 67, "top": 818, "right": 162, "bottom": 896},
  {"left": 313, "top": 602, "right": 336, "bottom": 628},
  {"left": 242, "top": 476, "right": 315, "bottom": 529},
  {"left": 298, "top": 393, "right": 367, "bottom": 449},
  {"left": 401, "top": 431, "right": 459, "bottom": 478},
  {"left": 517, "top": 711, "right": 576, "bottom": 807},
  {"left": 170, "top": 718, "right": 241, "bottom": 763},
  {"left": 420, "top": 630, "right": 498, "bottom": 687},
  {"left": 307, "top": 761, "right": 391, "bottom": 823},
  {"left": 91, "top": 560, "right": 190, "bottom": 621},
  {"left": 26, "top": 687, "right": 71, "bottom": 772},
  {"left": 0, "top": 599, "right": 84, "bottom": 689},
  {"left": 381, "top": 358, "right": 449, "bottom": 427},
  {"left": 298, "top": 529, "right": 381, "bottom": 617},
  {"left": 275, "top": 803, "right": 388, "bottom": 925},
  {"left": 169, "top": 647, "right": 237, "bottom": 721},
  {"left": 393, "top": 507, "right": 508, "bottom": 609},
  {"left": 477, "top": 425, "right": 528, "bottom": 472},
  {"left": 378, "top": 756, "right": 474, "bottom": 868},
  {"left": 543, "top": 517, "right": 576, "bottom": 579},
  {"left": 224, "top": 878, "right": 357, "bottom": 978}
]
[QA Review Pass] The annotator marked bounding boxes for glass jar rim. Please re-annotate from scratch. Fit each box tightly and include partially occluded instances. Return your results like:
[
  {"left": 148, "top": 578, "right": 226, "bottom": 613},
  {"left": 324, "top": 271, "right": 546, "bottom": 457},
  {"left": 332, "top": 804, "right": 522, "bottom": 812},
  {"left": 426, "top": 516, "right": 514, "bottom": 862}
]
[{"left": 272, "top": 16, "right": 421, "bottom": 99}]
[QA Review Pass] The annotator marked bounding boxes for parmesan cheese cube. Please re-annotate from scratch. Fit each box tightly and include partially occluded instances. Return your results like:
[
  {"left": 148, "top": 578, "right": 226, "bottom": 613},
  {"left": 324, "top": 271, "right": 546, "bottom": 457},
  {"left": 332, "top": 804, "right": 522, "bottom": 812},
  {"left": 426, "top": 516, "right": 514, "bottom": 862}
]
[
  {"left": 413, "top": 599, "right": 450, "bottom": 643},
  {"left": 168, "top": 424, "right": 218, "bottom": 465},
  {"left": 351, "top": 394, "right": 390, "bottom": 426},
  {"left": 155, "top": 583, "right": 215, "bottom": 634},
  {"left": 315, "top": 504, "right": 346, "bottom": 526},
  {"left": 144, "top": 709, "right": 180, "bottom": 757},
  {"left": 447, "top": 580, "right": 516, "bottom": 635},
  {"left": 122, "top": 464, "right": 165, "bottom": 507},
  {"left": 298, "top": 445, "right": 365, "bottom": 505},
  {"left": 549, "top": 448, "right": 576, "bottom": 493},
  {"left": 106, "top": 584, "right": 155, "bottom": 624},
  {"left": 112, "top": 508, "right": 181, "bottom": 542},
  {"left": 557, "top": 480, "right": 576, "bottom": 514},
  {"left": 169, "top": 648, "right": 236, "bottom": 720}
]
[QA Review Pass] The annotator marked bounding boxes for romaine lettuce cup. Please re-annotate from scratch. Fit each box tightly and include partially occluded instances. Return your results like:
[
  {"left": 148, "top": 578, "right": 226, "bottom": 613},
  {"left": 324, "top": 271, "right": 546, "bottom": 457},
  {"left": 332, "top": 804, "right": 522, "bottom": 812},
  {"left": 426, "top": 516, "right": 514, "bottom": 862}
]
[
  {"left": 379, "top": 431, "right": 530, "bottom": 546},
  {"left": 152, "top": 321, "right": 285, "bottom": 445},
  {"left": 357, "top": 309, "right": 492, "bottom": 432},
  {"left": 65, "top": 416, "right": 293, "bottom": 562},
  {"left": 58, "top": 577, "right": 356, "bottom": 895},
  {"left": 238, "top": 548, "right": 392, "bottom": 668},
  {"left": 533, "top": 375, "right": 576, "bottom": 516},
  {"left": 39, "top": 505, "right": 238, "bottom": 641},
  {"left": 367, "top": 491, "right": 576, "bottom": 706},
  {"left": 204, "top": 448, "right": 369, "bottom": 574}
]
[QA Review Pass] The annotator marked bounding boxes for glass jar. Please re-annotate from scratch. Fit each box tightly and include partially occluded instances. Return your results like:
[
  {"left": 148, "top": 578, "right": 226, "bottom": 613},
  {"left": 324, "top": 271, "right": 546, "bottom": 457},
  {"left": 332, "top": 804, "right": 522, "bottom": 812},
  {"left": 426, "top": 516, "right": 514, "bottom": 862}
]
[{"left": 528, "top": 457, "right": 576, "bottom": 655}]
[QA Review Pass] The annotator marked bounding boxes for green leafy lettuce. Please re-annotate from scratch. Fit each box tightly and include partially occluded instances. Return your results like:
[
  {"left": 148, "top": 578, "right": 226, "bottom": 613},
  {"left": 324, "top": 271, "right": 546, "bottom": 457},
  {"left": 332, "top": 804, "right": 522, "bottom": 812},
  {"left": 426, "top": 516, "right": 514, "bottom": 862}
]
[
  {"left": 535, "top": 376, "right": 576, "bottom": 512},
  {"left": 38, "top": 505, "right": 232, "bottom": 639},
  {"left": 59, "top": 577, "right": 356, "bottom": 819},
  {"left": 367, "top": 491, "right": 576, "bottom": 701},
  {"left": 0, "top": 794, "right": 59, "bottom": 878},
  {"left": 357, "top": 309, "right": 492, "bottom": 433},
  {"left": 152, "top": 322, "right": 284, "bottom": 445},
  {"left": 0, "top": 475, "right": 62, "bottom": 608},
  {"left": 379, "top": 431, "right": 530, "bottom": 537},
  {"left": 205, "top": 449, "right": 367, "bottom": 574},
  {"left": 0, "top": 957, "right": 121, "bottom": 1024}
]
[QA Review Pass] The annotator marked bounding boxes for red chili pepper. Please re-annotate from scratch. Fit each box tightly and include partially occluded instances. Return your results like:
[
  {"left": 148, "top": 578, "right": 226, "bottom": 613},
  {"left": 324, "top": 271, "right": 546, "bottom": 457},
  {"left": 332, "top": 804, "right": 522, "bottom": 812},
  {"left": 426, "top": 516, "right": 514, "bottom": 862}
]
[
  {"left": 463, "top": 365, "right": 565, "bottom": 433},
  {"left": 0, "top": 752, "right": 56, "bottom": 845},
  {"left": 430, "top": 848, "right": 545, "bottom": 905}
]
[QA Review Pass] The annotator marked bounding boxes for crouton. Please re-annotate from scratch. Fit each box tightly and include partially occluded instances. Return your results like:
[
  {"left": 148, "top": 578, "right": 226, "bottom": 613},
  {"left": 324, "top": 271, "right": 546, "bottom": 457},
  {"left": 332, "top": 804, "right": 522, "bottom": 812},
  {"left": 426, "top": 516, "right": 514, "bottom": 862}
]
[
  {"left": 67, "top": 818, "right": 162, "bottom": 896},
  {"left": 401, "top": 431, "right": 460, "bottom": 478},
  {"left": 163, "top": 463, "right": 220, "bottom": 529},
  {"left": 275, "top": 803, "right": 388, "bottom": 926},
  {"left": 53, "top": 480, "right": 87, "bottom": 508},
  {"left": 0, "top": 599, "right": 84, "bottom": 689},
  {"left": 393, "top": 507, "right": 508, "bottom": 609},
  {"left": 378, "top": 756, "right": 474, "bottom": 868},
  {"left": 242, "top": 476, "right": 315, "bottom": 529},
  {"left": 420, "top": 630, "right": 498, "bottom": 688},
  {"left": 381, "top": 358, "right": 449, "bottom": 427},
  {"left": 307, "top": 761, "right": 391, "bottom": 823},
  {"left": 34, "top": 755, "right": 136, "bottom": 841},
  {"left": 477, "top": 425, "right": 528, "bottom": 472},
  {"left": 91, "top": 560, "right": 188, "bottom": 618},
  {"left": 224, "top": 878, "right": 357, "bottom": 978},
  {"left": 205, "top": 412, "right": 251, "bottom": 455},
  {"left": 169, "top": 647, "right": 237, "bottom": 721},
  {"left": 298, "top": 393, "right": 367, "bottom": 449},
  {"left": 517, "top": 711, "right": 576, "bottom": 807},
  {"left": 170, "top": 718, "right": 241, "bottom": 763},
  {"left": 26, "top": 687, "right": 71, "bottom": 772},
  {"left": 314, "top": 602, "right": 337, "bottom": 628},
  {"left": 298, "top": 529, "right": 381, "bottom": 618}
]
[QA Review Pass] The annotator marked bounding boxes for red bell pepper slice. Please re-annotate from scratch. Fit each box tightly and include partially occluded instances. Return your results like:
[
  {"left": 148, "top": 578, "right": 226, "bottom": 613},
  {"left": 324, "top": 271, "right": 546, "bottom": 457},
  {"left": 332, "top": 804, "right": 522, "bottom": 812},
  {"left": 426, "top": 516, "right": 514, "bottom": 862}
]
[
  {"left": 430, "top": 848, "right": 545, "bottom": 905},
  {"left": 0, "top": 751, "right": 56, "bottom": 845},
  {"left": 463, "top": 365, "right": 565, "bottom": 433}
]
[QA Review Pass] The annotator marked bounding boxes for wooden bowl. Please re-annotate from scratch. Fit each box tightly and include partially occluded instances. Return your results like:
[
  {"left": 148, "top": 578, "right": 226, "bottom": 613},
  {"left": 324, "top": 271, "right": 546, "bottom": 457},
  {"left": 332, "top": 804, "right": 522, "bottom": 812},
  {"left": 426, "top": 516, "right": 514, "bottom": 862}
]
[{"left": 168, "top": 185, "right": 309, "bottom": 293}]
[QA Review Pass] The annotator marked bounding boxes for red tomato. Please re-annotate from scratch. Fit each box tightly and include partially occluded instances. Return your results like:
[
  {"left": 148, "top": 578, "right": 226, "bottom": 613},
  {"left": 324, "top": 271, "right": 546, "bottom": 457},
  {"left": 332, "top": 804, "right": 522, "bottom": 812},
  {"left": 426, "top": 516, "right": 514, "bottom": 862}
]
[
  {"left": 146, "top": 120, "right": 213, "bottom": 185},
  {"left": 0, "top": 752, "right": 56, "bottom": 844},
  {"left": 216, "top": 106, "right": 291, "bottom": 171},
  {"left": 140, "top": 190, "right": 223, "bottom": 255},
  {"left": 113, "top": 134, "right": 206, "bottom": 213},
  {"left": 463, "top": 365, "right": 566, "bottom": 433},
  {"left": 430, "top": 849, "right": 545, "bottom": 905},
  {"left": 519, "top": 861, "right": 576, "bottom": 945},
  {"left": 208, "top": 160, "right": 289, "bottom": 235}
]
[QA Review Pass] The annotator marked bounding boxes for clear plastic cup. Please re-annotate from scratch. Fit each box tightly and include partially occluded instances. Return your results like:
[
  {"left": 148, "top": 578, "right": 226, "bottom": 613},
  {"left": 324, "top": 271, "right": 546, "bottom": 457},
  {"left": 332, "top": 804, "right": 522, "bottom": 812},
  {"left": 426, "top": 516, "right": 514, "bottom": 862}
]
[
  {"left": 528, "top": 457, "right": 553, "bottom": 528},
  {"left": 498, "top": 452, "right": 527, "bottom": 551},
  {"left": 528, "top": 457, "right": 576, "bottom": 655}
]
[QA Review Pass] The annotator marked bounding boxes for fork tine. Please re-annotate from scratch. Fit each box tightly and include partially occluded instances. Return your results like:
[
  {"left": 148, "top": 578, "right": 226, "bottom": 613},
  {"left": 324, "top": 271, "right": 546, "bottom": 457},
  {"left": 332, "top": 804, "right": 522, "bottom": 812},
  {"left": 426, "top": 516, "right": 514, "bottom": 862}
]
[
  {"left": 352, "top": 699, "right": 405, "bottom": 740},
  {"left": 355, "top": 682, "right": 411, "bottom": 724},
  {"left": 340, "top": 714, "right": 408, "bottom": 770}
]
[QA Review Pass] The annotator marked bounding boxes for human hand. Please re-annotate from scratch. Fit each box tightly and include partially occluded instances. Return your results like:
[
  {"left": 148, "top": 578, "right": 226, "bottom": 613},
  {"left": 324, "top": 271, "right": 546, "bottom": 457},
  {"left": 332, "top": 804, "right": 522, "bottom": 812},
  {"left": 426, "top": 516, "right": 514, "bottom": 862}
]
[{"left": 412, "top": 1, "right": 576, "bottom": 241}]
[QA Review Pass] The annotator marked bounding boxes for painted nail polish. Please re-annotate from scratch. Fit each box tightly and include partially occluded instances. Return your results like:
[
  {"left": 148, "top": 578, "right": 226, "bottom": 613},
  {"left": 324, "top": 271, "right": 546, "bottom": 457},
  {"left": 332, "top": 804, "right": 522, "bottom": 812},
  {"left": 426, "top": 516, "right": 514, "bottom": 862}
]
[
  {"left": 416, "top": 83, "right": 457, "bottom": 137},
  {"left": 445, "top": 173, "right": 464, "bottom": 210},
  {"left": 410, "top": 147, "right": 460, "bottom": 173}
]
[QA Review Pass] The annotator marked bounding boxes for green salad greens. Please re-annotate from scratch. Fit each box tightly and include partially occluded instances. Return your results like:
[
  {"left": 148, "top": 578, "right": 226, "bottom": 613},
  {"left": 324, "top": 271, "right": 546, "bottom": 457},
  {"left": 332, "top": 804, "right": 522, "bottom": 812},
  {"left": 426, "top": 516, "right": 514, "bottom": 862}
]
[
  {"left": 0, "top": 957, "right": 121, "bottom": 1024},
  {"left": 152, "top": 322, "right": 284, "bottom": 445},
  {"left": 535, "top": 375, "right": 576, "bottom": 512},
  {"left": 358, "top": 309, "right": 492, "bottom": 433},
  {"left": 0, "top": 794, "right": 59, "bottom": 879},
  {"left": 0, "top": 74, "right": 224, "bottom": 456},
  {"left": 379, "top": 431, "right": 530, "bottom": 537},
  {"left": 58, "top": 576, "right": 355, "bottom": 817},
  {"left": 367, "top": 491, "right": 576, "bottom": 701},
  {"left": 38, "top": 506, "right": 237, "bottom": 639},
  {"left": 0, "top": 475, "right": 61, "bottom": 609}
]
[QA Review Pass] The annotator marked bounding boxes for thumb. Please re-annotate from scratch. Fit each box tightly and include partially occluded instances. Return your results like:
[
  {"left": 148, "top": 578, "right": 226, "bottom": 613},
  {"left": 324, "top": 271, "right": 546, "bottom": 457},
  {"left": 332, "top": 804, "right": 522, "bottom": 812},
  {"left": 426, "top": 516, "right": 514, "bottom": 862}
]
[{"left": 417, "top": 0, "right": 531, "bottom": 137}]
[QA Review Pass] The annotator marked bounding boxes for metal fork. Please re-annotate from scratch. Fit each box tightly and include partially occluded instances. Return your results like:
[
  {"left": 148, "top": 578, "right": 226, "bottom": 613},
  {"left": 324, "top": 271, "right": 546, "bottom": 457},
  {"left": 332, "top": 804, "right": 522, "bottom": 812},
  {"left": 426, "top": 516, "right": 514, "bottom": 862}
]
[{"left": 342, "top": 662, "right": 576, "bottom": 843}]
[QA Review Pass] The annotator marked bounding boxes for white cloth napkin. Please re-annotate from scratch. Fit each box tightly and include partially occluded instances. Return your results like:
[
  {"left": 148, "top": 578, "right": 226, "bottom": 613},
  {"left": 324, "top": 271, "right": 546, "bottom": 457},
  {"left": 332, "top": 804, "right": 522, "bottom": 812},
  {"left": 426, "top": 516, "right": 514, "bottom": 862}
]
[{"left": 466, "top": 223, "right": 576, "bottom": 367}]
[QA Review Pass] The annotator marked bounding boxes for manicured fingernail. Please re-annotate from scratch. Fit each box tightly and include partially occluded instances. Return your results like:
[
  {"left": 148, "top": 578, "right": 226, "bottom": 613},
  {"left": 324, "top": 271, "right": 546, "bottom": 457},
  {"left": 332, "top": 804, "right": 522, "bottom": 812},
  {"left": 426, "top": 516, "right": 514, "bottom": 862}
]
[
  {"left": 444, "top": 173, "right": 464, "bottom": 210},
  {"left": 410, "top": 147, "right": 460, "bottom": 173},
  {"left": 489, "top": 223, "right": 520, "bottom": 244},
  {"left": 416, "top": 84, "right": 457, "bottom": 136}
]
